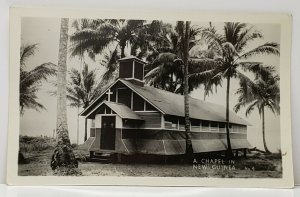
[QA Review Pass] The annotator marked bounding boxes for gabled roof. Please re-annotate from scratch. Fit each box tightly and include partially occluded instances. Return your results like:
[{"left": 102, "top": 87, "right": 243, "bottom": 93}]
[
  {"left": 104, "top": 101, "right": 142, "bottom": 120},
  {"left": 86, "top": 101, "right": 143, "bottom": 120},
  {"left": 81, "top": 79, "right": 250, "bottom": 126},
  {"left": 120, "top": 79, "right": 250, "bottom": 126}
]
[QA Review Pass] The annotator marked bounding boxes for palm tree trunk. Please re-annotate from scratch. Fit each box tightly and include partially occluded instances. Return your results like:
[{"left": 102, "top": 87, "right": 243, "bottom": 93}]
[
  {"left": 225, "top": 76, "right": 233, "bottom": 158},
  {"left": 77, "top": 107, "right": 79, "bottom": 145},
  {"left": 183, "top": 21, "right": 192, "bottom": 160},
  {"left": 84, "top": 118, "right": 88, "bottom": 141},
  {"left": 51, "top": 18, "right": 79, "bottom": 174},
  {"left": 262, "top": 106, "right": 271, "bottom": 154}
]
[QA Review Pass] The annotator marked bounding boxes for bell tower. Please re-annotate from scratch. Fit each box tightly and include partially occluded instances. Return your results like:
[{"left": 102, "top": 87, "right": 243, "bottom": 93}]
[{"left": 118, "top": 56, "right": 146, "bottom": 86}]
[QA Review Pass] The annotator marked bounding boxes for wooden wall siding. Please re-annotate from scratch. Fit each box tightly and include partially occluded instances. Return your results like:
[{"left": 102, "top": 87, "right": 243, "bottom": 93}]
[
  {"left": 119, "top": 60, "right": 133, "bottom": 78},
  {"left": 122, "top": 129, "right": 185, "bottom": 140},
  {"left": 90, "top": 128, "right": 96, "bottom": 137},
  {"left": 91, "top": 119, "right": 95, "bottom": 128},
  {"left": 122, "top": 119, "right": 142, "bottom": 128},
  {"left": 134, "top": 61, "right": 144, "bottom": 80},
  {"left": 164, "top": 115, "right": 247, "bottom": 134},
  {"left": 136, "top": 112, "right": 162, "bottom": 128},
  {"left": 121, "top": 129, "right": 247, "bottom": 140}
]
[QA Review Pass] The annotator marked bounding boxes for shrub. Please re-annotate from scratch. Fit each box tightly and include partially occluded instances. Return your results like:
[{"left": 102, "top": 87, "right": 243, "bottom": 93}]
[{"left": 19, "top": 135, "right": 56, "bottom": 152}]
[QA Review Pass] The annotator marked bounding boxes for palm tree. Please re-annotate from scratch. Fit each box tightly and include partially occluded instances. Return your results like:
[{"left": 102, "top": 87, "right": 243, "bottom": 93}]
[
  {"left": 67, "top": 63, "right": 103, "bottom": 143},
  {"left": 191, "top": 22, "right": 280, "bottom": 157},
  {"left": 182, "top": 21, "right": 193, "bottom": 159},
  {"left": 20, "top": 44, "right": 56, "bottom": 114},
  {"left": 234, "top": 65, "right": 280, "bottom": 153},
  {"left": 70, "top": 19, "right": 171, "bottom": 81},
  {"left": 51, "top": 18, "right": 79, "bottom": 174},
  {"left": 144, "top": 22, "right": 203, "bottom": 94},
  {"left": 70, "top": 19, "right": 145, "bottom": 58}
]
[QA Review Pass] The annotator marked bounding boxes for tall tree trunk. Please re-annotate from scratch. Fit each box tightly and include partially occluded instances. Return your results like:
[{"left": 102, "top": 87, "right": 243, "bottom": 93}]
[
  {"left": 183, "top": 21, "right": 192, "bottom": 160},
  {"left": 77, "top": 107, "right": 79, "bottom": 145},
  {"left": 51, "top": 18, "right": 80, "bottom": 175},
  {"left": 84, "top": 118, "right": 88, "bottom": 141},
  {"left": 225, "top": 76, "right": 233, "bottom": 158},
  {"left": 262, "top": 106, "right": 271, "bottom": 154}
]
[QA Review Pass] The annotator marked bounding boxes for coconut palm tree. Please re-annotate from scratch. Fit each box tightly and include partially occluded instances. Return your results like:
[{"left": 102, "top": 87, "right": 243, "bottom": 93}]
[
  {"left": 67, "top": 63, "right": 104, "bottom": 143},
  {"left": 20, "top": 44, "right": 56, "bottom": 114},
  {"left": 182, "top": 21, "right": 193, "bottom": 159},
  {"left": 191, "top": 22, "right": 280, "bottom": 157},
  {"left": 144, "top": 22, "right": 203, "bottom": 94},
  {"left": 51, "top": 18, "right": 79, "bottom": 174},
  {"left": 70, "top": 19, "right": 172, "bottom": 81},
  {"left": 70, "top": 19, "right": 145, "bottom": 59},
  {"left": 234, "top": 65, "right": 280, "bottom": 153}
]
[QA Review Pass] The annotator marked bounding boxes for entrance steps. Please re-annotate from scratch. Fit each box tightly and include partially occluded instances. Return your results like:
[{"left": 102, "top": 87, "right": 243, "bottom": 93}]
[{"left": 88, "top": 152, "right": 113, "bottom": 163}]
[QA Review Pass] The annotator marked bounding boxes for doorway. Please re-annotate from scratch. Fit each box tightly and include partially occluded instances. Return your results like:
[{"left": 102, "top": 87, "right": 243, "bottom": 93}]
[{"left": 100, "top": 116, "right": 116, "bottom": 150}]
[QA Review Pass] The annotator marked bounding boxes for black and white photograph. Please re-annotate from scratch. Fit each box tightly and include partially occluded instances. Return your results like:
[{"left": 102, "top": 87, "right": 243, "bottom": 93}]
[{"left": 7, "top": 8, "right": 293, "bottom": 187}]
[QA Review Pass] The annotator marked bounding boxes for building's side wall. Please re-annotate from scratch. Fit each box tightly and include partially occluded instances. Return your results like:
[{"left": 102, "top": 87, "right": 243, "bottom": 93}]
[
  {"left": 88, "top": 127, "right": 249, "bottom": 154},
  {"left": 122, "top": 112, "right": 162, "bottom": 129},
  {"left": 136, "top": 112, "right": 162, "bottom": 128},
  {"left": 164, "top": 115, "right": 247, "bottom": 135}
]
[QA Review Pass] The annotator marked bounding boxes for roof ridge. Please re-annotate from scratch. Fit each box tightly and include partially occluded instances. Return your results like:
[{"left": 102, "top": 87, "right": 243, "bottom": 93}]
[{"left": 125, "top": 79, "right": 205, "bottom": 101}]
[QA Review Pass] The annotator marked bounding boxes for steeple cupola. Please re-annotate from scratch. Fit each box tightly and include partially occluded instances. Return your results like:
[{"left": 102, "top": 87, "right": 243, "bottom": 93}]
[{"left": 118, "top": 56, "right": 146, "bottom": 86}]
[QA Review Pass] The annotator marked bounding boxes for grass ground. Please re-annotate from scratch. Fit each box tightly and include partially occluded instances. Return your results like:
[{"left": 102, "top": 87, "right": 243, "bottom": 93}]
[{"left": 18, "top": 136, "right": 282, "bottom": 178}]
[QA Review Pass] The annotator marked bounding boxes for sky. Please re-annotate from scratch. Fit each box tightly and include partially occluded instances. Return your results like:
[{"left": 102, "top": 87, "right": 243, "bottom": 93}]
[{"left": 20, "top": 17, "right": 281, "bottom": 152}]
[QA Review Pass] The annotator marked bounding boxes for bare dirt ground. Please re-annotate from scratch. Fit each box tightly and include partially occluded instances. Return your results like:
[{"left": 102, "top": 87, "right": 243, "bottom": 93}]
[{"left": 18, "top": 148, "right": 282, "bottom": 178}]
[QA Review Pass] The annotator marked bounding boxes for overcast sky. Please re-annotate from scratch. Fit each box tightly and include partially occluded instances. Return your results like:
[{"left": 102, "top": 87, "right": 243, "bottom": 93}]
[{"left": 20, "top": 17, "right": 281, "bottom": 152}]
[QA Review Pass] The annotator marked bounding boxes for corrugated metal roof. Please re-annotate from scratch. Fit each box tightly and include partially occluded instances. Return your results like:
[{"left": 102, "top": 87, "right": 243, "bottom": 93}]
[
  {"left": 120, "top": 79, "right": 250, "bottom": 125},
  {"left": 104, "top": 101, "right": 143, "bottom": 120}
]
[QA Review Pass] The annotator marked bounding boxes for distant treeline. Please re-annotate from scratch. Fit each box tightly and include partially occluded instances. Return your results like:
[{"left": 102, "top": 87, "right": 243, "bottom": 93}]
[{"left": 19, "top": 135, "right": 56, "bottom": 152}]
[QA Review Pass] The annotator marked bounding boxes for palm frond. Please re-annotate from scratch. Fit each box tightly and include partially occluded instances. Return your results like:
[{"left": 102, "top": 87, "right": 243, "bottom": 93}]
[
  {"left": 20, "top": 44, "right": 38, "bottom": 66},
  {"left": 238, "top": 42, "right": 280, "bottom": 60},
  {"left": 235, "top": 27, "right": 263, "bottom": 52},
  {"left": 100, "top": 45, "right": 120, "bottom": 82}
]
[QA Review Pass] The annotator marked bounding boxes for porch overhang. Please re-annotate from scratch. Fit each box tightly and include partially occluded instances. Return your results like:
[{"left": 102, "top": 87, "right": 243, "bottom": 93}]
[{"left": 85, "top": 101, "right": 143, "bottom": 121}]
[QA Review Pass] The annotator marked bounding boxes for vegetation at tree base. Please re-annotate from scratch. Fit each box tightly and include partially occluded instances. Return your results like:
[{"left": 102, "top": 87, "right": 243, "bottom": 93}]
[
  {"left": 234, "top": 66, "right": 280, "bottom": 154},
  {"left": 20, "top": 44, "right": 56, "bottom": 114}
]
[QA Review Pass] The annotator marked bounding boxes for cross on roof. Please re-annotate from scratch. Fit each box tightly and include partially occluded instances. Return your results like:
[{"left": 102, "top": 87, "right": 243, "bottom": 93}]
[{"left": 106, "top": 89, "right": 113, "bottom": 101}]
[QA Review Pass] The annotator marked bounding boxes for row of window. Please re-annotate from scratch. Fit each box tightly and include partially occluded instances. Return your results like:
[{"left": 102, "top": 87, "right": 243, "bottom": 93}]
[{"left": 164, "top": 116, "right": 246, "bottom": 133}]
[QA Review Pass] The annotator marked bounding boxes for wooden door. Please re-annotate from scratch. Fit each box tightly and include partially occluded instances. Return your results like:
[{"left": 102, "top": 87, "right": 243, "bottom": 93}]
[{"left": 100, "top": 116, "right": 116, "bottom": 150}]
